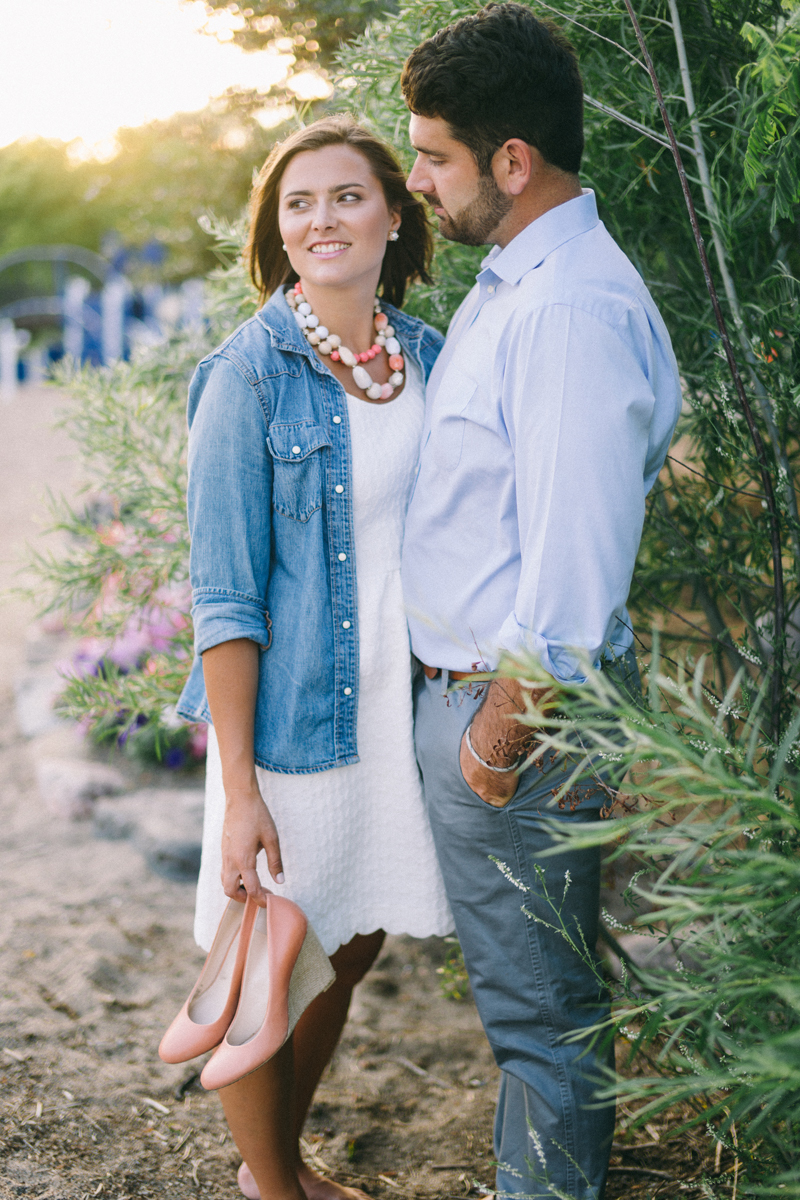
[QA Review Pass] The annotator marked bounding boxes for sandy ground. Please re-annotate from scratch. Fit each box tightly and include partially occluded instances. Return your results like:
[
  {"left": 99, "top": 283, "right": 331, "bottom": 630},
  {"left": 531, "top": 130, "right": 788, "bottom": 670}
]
[{"left": 0, "top": 386, "right": 732, "bottom": 1200}]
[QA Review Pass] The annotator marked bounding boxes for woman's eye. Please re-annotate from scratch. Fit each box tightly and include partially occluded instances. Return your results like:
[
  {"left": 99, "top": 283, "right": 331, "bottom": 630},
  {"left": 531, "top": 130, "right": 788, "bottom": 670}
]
[{"left": 339, "top": 192, "right": 361, "bottom": 202}]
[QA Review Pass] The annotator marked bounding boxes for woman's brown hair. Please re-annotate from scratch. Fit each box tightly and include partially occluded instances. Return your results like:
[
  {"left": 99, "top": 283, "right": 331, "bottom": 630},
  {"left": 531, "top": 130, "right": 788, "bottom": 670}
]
[{"left": 246, "top": 115, "right": 433, "bottom": 309}]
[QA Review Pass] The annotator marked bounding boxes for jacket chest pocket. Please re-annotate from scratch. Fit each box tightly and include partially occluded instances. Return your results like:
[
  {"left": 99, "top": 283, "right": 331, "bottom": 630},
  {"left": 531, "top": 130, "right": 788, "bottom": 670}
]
[{"left": 267, "top": 421, "right": 331, "bottom": 522}]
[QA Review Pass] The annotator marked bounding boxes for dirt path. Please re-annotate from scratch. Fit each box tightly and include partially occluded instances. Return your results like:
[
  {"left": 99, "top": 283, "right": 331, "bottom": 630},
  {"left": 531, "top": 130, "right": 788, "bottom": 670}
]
[{"left": 0, "top": 387, "right": 727, "bottom": 1200}]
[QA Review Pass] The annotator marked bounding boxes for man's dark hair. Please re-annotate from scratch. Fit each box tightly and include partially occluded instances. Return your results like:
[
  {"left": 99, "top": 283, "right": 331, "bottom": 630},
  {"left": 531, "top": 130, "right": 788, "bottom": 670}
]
[{"left": 401, "top": 2, "right": 584, "bottom": 176}]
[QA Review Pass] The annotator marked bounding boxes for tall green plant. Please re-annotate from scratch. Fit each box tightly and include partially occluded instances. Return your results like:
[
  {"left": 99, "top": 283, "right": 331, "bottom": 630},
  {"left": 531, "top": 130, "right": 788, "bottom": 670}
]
[{"left": 497, "top": 646, "right": 800, "bottom": 1196}]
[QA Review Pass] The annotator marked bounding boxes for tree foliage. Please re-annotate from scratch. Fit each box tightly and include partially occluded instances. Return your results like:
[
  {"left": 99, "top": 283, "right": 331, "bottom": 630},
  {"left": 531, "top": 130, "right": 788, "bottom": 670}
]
[{"left": 0, "top": 107, "right": 279, "bottom": 284}]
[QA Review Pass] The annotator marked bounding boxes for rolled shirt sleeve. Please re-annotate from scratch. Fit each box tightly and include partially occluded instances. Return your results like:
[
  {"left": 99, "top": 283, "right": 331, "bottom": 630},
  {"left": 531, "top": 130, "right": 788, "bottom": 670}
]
[{"left": 186, "top": 355, "right": 274, "bottom": 655}]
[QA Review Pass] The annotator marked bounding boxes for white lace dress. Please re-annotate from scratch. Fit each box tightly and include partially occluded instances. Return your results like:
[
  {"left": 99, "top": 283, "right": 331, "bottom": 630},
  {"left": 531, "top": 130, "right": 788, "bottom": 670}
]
[{"left": 194, "top": 358, "right": 454, "bottom": 955}]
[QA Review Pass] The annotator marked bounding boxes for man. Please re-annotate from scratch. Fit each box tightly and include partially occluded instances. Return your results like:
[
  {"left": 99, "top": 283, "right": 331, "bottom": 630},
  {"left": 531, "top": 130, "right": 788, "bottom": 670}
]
[{"left": 400, "top": 5, "right": 681, "bottom": 1198}]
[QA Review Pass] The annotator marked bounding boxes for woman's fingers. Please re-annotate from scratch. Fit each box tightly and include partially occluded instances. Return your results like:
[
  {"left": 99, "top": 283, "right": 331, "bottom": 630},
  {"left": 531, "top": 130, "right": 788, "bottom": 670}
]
[{"left": 261, "top": 812, "right": 285, "bottom": 885}]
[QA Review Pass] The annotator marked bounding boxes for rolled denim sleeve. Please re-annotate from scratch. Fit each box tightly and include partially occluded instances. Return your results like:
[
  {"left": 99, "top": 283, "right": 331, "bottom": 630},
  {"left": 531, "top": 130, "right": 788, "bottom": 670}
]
[
  {"left": 186, "top": 354, "right": 274, "bottom": 655},
  {"left": 497, "top": 304, "right": 668, "bottom": 684}
]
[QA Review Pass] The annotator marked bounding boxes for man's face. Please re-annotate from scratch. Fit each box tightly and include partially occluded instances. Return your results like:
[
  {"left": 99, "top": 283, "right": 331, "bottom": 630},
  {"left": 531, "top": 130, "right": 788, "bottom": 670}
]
[{"left": 406, "top": 113, "right": 511, "bottom": 246}]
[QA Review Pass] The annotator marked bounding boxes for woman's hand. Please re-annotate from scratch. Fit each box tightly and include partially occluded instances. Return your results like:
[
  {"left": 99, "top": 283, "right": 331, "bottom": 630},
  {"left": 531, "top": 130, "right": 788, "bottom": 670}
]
[{"left": 221, "top": 783, "right": 284, "bottom": 906}]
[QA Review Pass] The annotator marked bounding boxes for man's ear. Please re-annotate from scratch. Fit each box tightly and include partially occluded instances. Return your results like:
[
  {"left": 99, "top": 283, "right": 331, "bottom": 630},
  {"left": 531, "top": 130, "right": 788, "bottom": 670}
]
[{"left": 493, "top": 138, "right": 535, "bottom": 196}]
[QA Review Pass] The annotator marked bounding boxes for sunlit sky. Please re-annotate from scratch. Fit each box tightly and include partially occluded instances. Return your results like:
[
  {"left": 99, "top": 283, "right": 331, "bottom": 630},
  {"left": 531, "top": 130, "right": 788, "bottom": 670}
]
[{"left": 0, "top": 0, "right": 312, "bottom": 156}]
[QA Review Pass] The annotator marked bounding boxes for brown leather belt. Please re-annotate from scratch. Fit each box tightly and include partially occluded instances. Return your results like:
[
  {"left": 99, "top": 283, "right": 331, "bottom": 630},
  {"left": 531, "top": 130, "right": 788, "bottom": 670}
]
[{"left": 422, "top": 664, "right": 479, "bottom": 681}]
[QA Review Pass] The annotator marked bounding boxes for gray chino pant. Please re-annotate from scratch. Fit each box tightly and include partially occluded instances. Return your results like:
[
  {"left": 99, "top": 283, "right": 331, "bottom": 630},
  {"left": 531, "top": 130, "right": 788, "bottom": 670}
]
[{"left": 414, "top": 650, "right": 638, "bottom": 1200}]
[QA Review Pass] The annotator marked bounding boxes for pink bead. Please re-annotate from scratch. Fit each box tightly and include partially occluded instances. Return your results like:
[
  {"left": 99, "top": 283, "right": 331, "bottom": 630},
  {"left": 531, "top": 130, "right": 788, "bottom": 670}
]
[
  {"left": 380, "top": 383, "right": 394, "bottom": 400},
  {"left": 388, "top": 354, "right": 404, "bottom": 372},
  {"left": 330, "top": 350, "right": 340, "bottom": 361},
  {"left": 374, "top": 313, "right": 388, "bottom": 330},
  {"left": 369, "top": 348, "right": 379, "bottom": 359},
  {"left": 359, "top": 352, "right": 368, "bottom": 362}
]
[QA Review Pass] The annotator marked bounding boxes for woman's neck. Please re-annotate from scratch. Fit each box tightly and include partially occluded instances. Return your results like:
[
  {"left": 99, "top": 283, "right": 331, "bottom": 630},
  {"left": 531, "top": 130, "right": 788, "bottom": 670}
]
[{"left": 296, "top": 277, "right": 382, "bottom": 354}]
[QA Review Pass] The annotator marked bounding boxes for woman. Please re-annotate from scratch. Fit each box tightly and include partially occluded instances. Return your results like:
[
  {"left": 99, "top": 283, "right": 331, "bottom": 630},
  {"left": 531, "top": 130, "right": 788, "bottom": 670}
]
[{"left": 174, "top": 116, "right": 453, "bottom": 1200}]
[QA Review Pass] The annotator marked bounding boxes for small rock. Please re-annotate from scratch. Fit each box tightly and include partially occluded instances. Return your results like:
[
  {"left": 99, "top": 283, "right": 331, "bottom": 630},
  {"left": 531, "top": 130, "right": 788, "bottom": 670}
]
[{"left": 35, "top": 758, "right": 127, "bottom": 820}]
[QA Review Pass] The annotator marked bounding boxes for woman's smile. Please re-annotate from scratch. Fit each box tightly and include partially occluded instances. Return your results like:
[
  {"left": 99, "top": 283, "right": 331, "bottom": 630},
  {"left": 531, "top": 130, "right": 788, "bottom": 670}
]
[{"left": 308, "top": 240, "right": 351, "bottom": 256}]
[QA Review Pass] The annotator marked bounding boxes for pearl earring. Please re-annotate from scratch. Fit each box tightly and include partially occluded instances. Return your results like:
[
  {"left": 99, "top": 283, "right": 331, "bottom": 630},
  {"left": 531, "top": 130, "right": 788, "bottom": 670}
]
[
  {"left": 282, "top": 243, "right": 287, "bottom": 251},
  {"left": 388, "top": 230, "right": 399, "bottom": 242}
]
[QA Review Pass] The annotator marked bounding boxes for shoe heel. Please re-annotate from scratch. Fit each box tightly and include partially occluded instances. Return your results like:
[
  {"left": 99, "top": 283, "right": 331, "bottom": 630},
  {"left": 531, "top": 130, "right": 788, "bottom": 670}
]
[{"left": 287, "top": 922, "right": 336, "bottom": 1034}]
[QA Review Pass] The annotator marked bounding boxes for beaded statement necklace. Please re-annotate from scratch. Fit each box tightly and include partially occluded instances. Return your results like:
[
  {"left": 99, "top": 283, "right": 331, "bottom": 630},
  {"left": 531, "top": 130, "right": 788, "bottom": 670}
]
[{"left": 285, "top": 283, "right": 405, "bottom": 402}]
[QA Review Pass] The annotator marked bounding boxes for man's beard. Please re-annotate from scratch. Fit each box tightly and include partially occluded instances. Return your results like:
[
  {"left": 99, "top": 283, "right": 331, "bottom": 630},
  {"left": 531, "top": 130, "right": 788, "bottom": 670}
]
[{"left": 428, "top": 173, "right": 512, "bottom": 246}]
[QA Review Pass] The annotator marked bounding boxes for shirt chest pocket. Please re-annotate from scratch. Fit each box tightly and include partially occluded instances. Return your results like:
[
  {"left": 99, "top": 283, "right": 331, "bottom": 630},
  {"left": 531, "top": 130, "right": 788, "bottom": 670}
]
[
  {"left": 267, "top": 420, "right": 332, "bottom": 522},
  {"left": 431, "top": 380, "right": 477, "bottom": 472}
]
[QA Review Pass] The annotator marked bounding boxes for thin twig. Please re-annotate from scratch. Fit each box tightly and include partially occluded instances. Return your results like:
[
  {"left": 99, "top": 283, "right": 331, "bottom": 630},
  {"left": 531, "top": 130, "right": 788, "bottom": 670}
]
[
  {"left": 623, "top": 0, "right": 784, "bottom": 738},
  {"left": 665, "top": 454, "right": 766, "bottom": 499},
  {"left": 583, "top": 95, "right": 694, "bottom": 153}
]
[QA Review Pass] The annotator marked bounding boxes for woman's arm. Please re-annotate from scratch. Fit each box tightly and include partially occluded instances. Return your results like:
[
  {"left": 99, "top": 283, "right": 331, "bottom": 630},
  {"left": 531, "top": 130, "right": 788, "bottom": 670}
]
[{"left": 203, "top": 638, "right": 284, "bottom": 906}]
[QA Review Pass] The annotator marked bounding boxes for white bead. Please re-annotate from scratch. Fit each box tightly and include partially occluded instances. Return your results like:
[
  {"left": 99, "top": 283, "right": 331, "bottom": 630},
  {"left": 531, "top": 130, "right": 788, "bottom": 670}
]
[
  {"left": 366, "top": 383, "right": 383, "bottom": 400},
  {"left": 352, "top": 365, "right": 372, "bottom": 390},
  {"left": 293, "top": 311, "right": 308, "bottom": 328},
  {"left": 339, "top": 347, "right": 356, "bottom": 367},
  {"left": 298, "top": 301, "right": 312, "bottom": 315},
  {"left": 375, "top": 335, "right": 386, "bottom": 346},
  {"left": 285, "top": 292, "right": 298, "bottom": 308},
  {"left": 327, "top": 334, "right": 341, "bottom": 348},
  {"left": 316, "top": 326, "right": 328, "bottom": 340},
  {"left": 385, "top": 336, "right": 401, "bottom": 355},
  {"left": 317, "top": 340, "right": 332, "bottom": 354},
  {"left": 389, "top": 371, "right": 404, "bottom": 386},
  {"left": 383, "top": 325, "right": 395, "bottom": 338},
  {"left": 305, "top": 314, "right": 319, "bottom": 327},
  {"left": 307, "top": 332, "right": 321, "bottom": 345}
]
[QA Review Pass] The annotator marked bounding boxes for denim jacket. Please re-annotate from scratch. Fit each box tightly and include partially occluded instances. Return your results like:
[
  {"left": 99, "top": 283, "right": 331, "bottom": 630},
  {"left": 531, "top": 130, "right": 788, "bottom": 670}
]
[{"left": 176, "top": 286, "right": 444, "bottom": 773}]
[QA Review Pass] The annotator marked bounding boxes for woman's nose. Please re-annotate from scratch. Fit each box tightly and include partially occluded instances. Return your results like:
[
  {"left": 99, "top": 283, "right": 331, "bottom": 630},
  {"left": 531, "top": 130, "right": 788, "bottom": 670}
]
[{"left": 312, "top": 201, "right": 336, "bottom": 229}]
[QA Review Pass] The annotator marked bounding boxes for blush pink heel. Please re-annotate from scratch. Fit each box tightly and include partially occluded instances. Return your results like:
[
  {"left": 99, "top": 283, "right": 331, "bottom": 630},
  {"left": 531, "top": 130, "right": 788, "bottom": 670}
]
[
  {"left": 159, "top": 896, "right": 258, "bottom": 1063},
  {"left": 200, "top": 894, "right": 335, "bottom": 1091}
]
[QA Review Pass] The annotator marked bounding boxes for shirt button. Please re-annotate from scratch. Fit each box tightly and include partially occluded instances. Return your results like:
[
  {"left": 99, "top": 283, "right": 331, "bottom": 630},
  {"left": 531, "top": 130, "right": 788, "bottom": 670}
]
[
  {"left": 342, "top": 620, "right": 351, "bottom": 629},
  {"left": 292, "top": 445, "right": 301, "bottom": 454},
  {"left": 487, "top": 285, "right": 495, "bottom": 294},
  {"left": 334, "top": 484, "right": 344, "bottom": 494},
  {"left": 333, "top": 415, "right": 342, "bottom": 424},
  {"left": 338, "top": 552, "right": 347, "bottom": 561},
  {"left": 343, "top": 687, "right": 352, "bottom": 696}
]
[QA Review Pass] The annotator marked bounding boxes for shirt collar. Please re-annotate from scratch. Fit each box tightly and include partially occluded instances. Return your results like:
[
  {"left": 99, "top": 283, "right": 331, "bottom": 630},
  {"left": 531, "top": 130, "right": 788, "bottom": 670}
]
[{"left": 478, "top": 189, "right": 599, "bottom": 286}]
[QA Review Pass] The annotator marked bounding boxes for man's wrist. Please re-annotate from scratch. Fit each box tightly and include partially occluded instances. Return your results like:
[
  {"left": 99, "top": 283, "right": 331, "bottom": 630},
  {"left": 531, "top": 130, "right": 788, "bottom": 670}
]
[{"left": 465, "top": 723, "right": 521, "bottom": 772}]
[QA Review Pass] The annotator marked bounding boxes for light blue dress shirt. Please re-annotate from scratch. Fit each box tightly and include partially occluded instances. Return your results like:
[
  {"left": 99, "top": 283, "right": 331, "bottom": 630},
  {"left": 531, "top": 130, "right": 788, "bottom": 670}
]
[{"left": 401, "top": 190, "right": 681, "bottom": 684}]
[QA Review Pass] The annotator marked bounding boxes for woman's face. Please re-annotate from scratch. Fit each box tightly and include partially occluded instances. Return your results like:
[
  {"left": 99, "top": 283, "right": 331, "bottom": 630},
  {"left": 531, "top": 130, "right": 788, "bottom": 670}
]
[{"left": 278, "top": 144, "right": 400, "bottom": 293}]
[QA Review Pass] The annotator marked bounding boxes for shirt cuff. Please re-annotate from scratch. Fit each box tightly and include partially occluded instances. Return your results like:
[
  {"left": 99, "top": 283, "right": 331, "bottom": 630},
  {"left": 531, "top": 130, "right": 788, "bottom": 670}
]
[
  {"left": 191, "top": 589, "right": 272, "bottom": 656},
  {"left": 496, "top": 614, "right": 594, "bottom": 686}
]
